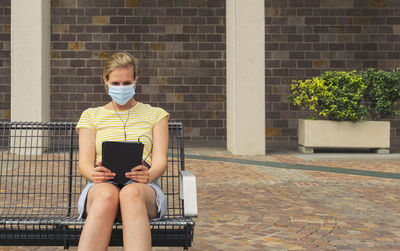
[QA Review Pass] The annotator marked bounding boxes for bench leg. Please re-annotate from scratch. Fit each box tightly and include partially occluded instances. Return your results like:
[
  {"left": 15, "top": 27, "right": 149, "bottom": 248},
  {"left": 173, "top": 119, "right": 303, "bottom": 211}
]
[
  {"left": 63, "top": 238, "right": 70, "bottom": 249},
  {"left": 60, "top": 225, "right": 69, "bottom": 249}
]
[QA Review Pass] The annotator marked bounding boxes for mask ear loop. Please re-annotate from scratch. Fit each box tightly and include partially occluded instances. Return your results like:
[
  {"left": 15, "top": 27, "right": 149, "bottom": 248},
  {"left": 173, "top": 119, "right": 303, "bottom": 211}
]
[{"left": 138, "top": 135, "right": 152, "bottom": 166}]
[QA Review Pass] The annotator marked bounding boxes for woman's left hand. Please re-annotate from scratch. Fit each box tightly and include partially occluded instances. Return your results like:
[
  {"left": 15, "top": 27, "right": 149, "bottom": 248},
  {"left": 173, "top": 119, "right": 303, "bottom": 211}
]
[{"left": 125, "top": 164, "right": 150, "bottom": 184}]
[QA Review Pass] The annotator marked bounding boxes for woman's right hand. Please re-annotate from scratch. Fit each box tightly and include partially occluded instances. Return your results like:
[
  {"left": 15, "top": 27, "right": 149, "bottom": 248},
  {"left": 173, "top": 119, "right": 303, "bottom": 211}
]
[{"left": 91, "top": 161, "right": 116, "bottom": 183}]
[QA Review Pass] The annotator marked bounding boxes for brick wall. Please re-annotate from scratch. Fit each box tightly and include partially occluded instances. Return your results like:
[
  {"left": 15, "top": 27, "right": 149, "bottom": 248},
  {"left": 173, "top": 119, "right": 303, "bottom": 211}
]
[
  {"left": 51, "top": 0, "right": 226, "bottom": 143},
  {"left": 0, "top": 0, "right": 9, "bottom": 121},
  {"left": 1, "top": 0, "right": 400, "bottom": 146},
  {"left": 265, "top": 0, "right": 400, "bottom": 146}
]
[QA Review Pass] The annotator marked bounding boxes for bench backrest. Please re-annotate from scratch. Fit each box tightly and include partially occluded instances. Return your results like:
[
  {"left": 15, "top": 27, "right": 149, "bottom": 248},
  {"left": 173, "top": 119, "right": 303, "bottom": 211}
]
[{"left": 0, "top": 121, "right": 185, "bottom": 220}]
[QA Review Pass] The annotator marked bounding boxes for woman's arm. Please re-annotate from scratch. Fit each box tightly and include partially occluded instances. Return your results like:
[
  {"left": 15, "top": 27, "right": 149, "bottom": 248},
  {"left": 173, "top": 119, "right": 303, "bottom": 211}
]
[
  {"left": 127, "top": 116, "right": 169, "bottom": 183},
  {"left": 78, "top": 128, "right": 96, "bottom": 180},
  {"left": 78, "top": 128, "right": 115, "bottom": 182},
  {"left": 148, "top": 116, "right": 169, "bottom": 183}
]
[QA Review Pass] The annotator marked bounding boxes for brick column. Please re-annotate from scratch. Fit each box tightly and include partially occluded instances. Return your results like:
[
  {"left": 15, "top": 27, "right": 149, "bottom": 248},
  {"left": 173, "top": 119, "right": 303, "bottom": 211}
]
[
  {"left": 226, "top": 0, "right": 265, "bottom": 155},
  {"left": 11, "top": 0, "right": 50, "bottom": 121}
]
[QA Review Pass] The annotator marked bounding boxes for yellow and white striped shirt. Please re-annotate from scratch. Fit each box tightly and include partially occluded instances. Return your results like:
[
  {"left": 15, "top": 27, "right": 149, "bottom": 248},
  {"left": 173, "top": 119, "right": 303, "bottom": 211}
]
[{"left": 76, "top": 102, "right": 170, "bottom": 166}]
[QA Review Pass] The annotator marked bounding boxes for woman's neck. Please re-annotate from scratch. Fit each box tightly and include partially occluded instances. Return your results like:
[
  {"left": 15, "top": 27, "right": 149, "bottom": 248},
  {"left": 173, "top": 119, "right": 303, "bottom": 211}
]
[{"left": 111, "top": 98, "right": 137, "bottom": 111}]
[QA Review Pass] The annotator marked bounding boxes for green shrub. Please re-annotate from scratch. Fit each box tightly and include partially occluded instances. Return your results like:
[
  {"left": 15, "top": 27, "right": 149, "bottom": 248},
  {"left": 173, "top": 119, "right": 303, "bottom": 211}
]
[
  {"left": 289, "top": 71, "right": 368, "bottom": 122},
  {"left": 360, "top": 68, "right": 400, "bottom": 120}
]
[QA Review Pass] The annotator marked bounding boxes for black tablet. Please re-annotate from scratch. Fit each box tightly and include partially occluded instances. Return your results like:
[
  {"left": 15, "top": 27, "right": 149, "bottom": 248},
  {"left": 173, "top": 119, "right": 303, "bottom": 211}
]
[{"left": 102, "top": 141, "right": 144, "bottom": 185}]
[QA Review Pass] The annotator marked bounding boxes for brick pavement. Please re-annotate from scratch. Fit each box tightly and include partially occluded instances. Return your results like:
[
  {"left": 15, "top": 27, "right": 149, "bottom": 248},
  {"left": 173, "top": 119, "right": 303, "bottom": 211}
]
[{"left": 1, "top": 151, "right": 399, "bottom": 250}]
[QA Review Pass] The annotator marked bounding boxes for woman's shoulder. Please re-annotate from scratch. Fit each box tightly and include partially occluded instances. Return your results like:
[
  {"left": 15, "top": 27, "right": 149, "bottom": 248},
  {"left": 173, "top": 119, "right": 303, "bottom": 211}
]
[
  {"left": 81, "top": 106, "right": 103, "bottom": 115},
  {"left": 137, "top": 103, "right": 170, "bottom": 125},
  {"left": 138, "top": 102, "right": 168, "bottom": 114},
  {"left": 79, "top": 106, "right": 112, "bottom": 120}
]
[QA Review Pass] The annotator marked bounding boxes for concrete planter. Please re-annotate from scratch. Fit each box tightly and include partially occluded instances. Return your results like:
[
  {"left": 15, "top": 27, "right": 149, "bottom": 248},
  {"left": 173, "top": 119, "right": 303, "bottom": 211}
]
[{"left": 298, "top": 119, "right": 390, "bottom": 153}]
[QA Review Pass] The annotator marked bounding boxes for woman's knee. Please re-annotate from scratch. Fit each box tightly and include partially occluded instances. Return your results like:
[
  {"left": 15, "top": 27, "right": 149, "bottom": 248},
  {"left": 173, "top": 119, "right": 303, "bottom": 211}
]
[
  {"left": 87, "top": 183, "right": 119, "bottom": 214},
  {"left": 119, "top": 183, "right": 146, "bottom": 203}
]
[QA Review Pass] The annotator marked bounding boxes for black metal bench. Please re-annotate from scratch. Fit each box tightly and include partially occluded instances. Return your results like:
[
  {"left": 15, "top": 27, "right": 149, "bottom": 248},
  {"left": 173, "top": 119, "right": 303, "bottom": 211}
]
[{"left": 0, "top": 121, "right": 197, "bottom": 249}]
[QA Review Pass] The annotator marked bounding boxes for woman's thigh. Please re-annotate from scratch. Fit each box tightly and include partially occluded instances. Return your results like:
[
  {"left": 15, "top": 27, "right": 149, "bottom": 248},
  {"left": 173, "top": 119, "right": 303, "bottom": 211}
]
[
  {"left": 120, "top": 183, "right": 158, "bottom": 219},
  {"left": 86, "top": 182, "right": 120, "bottom": 214}
]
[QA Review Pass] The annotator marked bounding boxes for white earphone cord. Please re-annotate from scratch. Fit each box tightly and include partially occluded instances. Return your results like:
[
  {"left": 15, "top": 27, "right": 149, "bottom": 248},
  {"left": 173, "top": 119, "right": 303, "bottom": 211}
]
[{"left": 138, "top": 135, "right": 152, "bottom": 163}]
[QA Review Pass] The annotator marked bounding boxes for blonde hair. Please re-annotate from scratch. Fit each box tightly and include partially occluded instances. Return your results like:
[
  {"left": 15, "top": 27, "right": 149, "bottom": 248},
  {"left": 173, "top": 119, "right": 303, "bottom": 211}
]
[{"left": 103, "top": 52, "right": 139, "bottom": 81}]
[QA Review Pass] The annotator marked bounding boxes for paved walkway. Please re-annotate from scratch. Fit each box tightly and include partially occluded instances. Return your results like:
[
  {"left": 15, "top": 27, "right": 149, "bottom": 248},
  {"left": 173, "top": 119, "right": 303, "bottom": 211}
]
[{"left": 1, "top": 148, "right": 400, "bottom": 250}]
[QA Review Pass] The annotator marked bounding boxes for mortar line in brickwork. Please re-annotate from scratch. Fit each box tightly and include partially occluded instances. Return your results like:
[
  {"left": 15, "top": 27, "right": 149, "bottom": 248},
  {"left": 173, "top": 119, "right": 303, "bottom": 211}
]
[{"left": 183, "top": 154, "right": 400, "bottom": 180}]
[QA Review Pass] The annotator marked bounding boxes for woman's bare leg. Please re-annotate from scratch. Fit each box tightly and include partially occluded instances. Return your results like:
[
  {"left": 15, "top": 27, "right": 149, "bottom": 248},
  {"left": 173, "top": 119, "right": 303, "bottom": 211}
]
[
  {"left": 78, "top": 183, "right": 120, "bottom": 251},
  {"left": 119, "top": 183, "right": 158, "bottom": 251}
]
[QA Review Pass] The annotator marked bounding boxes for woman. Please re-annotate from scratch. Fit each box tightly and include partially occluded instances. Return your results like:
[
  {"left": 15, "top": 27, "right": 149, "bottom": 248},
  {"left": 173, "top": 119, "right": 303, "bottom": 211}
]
[{"left": 75, "top": 52, "right": 169, "bottom": 251}]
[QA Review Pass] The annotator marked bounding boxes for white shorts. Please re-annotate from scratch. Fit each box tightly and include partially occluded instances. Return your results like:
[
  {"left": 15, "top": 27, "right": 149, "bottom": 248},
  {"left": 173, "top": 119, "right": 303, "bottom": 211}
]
[{"left": 77, "top": 179, "right": 167, "bottom": 221}]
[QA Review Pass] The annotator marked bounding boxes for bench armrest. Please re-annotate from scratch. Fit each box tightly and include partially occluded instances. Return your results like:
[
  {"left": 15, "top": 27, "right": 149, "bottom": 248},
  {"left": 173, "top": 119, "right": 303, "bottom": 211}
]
[{"left": 179, "top": 170, "right": 198, "bottom": 217}]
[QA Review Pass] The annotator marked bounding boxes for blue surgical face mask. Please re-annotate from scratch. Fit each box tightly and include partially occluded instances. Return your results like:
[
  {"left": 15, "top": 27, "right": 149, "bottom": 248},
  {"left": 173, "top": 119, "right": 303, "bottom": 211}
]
[{"left": 108, "top": 84, "right": 135, "bottom": 105}]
